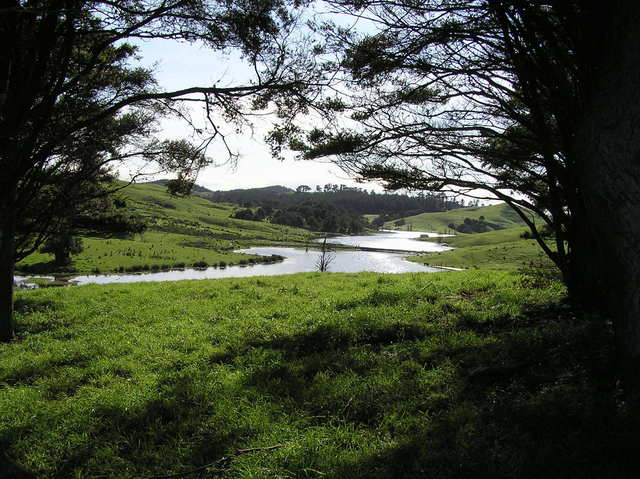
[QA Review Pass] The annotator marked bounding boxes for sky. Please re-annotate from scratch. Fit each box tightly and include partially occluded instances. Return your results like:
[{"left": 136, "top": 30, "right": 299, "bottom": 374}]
[{"left": 129, "top": 37, "right": 379, "bottom": 192}]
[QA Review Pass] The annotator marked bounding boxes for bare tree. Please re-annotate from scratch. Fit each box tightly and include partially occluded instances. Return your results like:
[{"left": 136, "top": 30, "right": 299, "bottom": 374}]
[{"left": 315, "top": 237, "right": 335, "bottom": 272}]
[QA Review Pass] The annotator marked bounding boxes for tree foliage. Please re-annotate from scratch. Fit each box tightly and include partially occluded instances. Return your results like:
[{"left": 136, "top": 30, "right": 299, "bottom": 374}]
[
  {"left": 0, "top": 0, "right": 315, "bottom": 340},
  {"left": 40, "top": 234, "right": 84, "bottom": 267},
  {"left": 271, "top": 1, "right": 640, "bottom": 396},
  {"left": 206, "top": 183, "right": 464, "bottom": 216},
  {"left": 270, "top": 200, "right": 367, "bottom": 233}
]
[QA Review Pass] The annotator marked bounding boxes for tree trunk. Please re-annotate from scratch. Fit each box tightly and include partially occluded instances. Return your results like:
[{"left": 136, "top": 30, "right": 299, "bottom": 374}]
[
  {"left": 572, "top": 1, "right": 640, "bottom": 402},
  {"left": 0, "top": 222, "right": 16, "bottom": 342}
]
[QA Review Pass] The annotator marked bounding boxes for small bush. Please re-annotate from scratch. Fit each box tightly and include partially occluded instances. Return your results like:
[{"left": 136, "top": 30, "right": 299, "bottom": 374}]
[{"left": 519, "top": 256, "right": 561, "bottom": 288}]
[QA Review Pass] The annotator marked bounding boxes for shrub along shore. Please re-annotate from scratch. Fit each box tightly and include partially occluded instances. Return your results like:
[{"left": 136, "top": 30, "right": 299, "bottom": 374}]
[{"left": 1, "top": 270, "right": 635, "bottom": 478}]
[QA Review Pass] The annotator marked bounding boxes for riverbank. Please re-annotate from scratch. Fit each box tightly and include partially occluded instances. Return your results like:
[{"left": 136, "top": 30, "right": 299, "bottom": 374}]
[
  {"left": 16, "top": 227, "right": 451, "bottom": 287},
  {"left": 15, "top": 246, "right": 442, "bottom": 288},
  {"left": 2, "top": 270, "right": 633, "bottom": 478}
]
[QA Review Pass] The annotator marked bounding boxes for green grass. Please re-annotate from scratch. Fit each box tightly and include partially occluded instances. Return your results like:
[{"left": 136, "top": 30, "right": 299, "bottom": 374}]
[
  {"left": 1, "top": 271, "right": 633, "bottom": 478},
  {"left": 386, "top": 204, "right": 530, "bottom": 233},
  {"left": 122, "top": 183, "right": 312, "bottom": 244},
  {"left": 410, "top": 240, "right": 549, "bottom": 271},
  {"left": 409, "top": 227, "right": 556, "bottom": 271},
  {"left": 430, "top": 227, "right": 529, "bottom": 248},
  {"left": 17, "top": 182, "right": 314, "bottom": 274}
]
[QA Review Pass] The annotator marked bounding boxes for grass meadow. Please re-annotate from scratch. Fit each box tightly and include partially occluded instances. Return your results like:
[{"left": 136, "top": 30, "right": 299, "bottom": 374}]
[
  {"left": 1, "top": 270, "right": 635, "bottom": 478},
  {"left": 409, "top": 227, "right": 554, "bottom": 271}
]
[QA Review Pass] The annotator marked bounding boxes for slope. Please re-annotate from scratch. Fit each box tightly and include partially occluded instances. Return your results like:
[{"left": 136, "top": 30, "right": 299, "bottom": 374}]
[
  {"left": 385, "top": 203, "right": 529, "bottom": 233},
  {"left": 17, "top": 182, "right": 314, "bottom": 274}
]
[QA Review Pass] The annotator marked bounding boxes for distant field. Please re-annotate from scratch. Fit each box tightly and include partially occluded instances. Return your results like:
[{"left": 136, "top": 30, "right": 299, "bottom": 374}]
[
  {"left": 428, "top": 226, "right": 529, "bottom": 248},
  {"left": 122, "top": 182, "right": 314, "bottom": 244},
  {"left": 17, "top": 182, "right": 314, "bottom": 274},
  {"left": 385, "top": 203, "right": 530, "bottom": 233},
  {"left": 408, "top": 226, "right": 556, "bottom": 271},
  {"left": 410, "top": 239, "right": 549, "bottom": 271}
]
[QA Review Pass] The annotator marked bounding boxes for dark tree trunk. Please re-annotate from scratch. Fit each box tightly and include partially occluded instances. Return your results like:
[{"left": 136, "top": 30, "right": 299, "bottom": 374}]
[
  {"left": 0, "top": 221, "right": 16, "bottom": 342},
  {"left": 571, "top": 1, "right": 640, "bottom": 401},
  {"left": 54, "top": 249, "right": 71, "bottom": 267}
]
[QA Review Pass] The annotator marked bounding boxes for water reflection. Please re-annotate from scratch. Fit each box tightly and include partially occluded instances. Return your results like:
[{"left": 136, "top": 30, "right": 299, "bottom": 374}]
[{"left": 321, "top": 230, "right": 453, "bottom": 252}]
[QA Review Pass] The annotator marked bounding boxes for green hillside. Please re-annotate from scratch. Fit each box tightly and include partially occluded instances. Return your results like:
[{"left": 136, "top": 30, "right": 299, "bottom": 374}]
[
  {"left": 121, "top": 182, "right": 312, "bottom": 244},
  {"left": 408, "top": 226, "right": 557, "bottom": 271},
  {"left": 385, "top": 203, "right": 529, "bottom": 233},
  {"left": 17, "top": 182, "right": 314, "bottom": 274},
  {"left": 410, "top": 238, "right": 548, "bottom": 271},
  {"left": 429, "top": 226, "right": 528, "bottom": 248}
]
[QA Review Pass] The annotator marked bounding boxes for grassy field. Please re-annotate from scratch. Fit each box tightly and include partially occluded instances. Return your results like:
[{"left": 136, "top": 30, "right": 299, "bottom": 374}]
[
  {"left": 411, "top": 240, "right": 549, "bottom": 270},
  {"left": 17, "top": 183, "right": 314, "bottom": 274},
  {"left": 1, "top": 271, "right": 632, "bottom": 478},
  {"left": 409, "top": 227, "right": 554, "bottom": 271},
  {"left": 385, "top": 204, "right": 530, "bottom": 233},
  {"left": 429, "top": 227, "right": 529, "bottom": 248}
]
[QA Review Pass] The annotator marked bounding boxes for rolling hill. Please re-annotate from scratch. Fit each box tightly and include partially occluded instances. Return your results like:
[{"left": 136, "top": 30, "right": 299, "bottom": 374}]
[
  {"left": 17, "top": 182, "right": 314, "bottom": 274},
  {"left": 385, "top": 203, "right": 531, "bottom": 233}
]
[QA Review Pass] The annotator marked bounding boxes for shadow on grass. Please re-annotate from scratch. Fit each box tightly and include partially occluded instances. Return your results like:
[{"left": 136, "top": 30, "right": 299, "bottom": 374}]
[
  {"left": 239, "top": 303, "right": 640, "bottom": 478},
  {"left": 0, "top": 372, "right": 251, "bottom": 479},
  {"left": 14, "top": 297, "right": 66, "bottom": 336},
  {"left": 4, "top": 301, "right": 639, "bottom": 478},
  {"left": 16, "top": 261, "right": 75, "bottom": 275},
  {"left": 14, "top": 297, "right": 59, "bottom": 315}
]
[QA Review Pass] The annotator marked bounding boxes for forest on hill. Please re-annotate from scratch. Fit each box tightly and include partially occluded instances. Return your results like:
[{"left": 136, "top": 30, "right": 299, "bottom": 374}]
[
  {"left": 199, "top": 183, "right": 466, "bottom": 215},
  {"left": 149, "top": 181, "right": 468, "bottom": 233}
]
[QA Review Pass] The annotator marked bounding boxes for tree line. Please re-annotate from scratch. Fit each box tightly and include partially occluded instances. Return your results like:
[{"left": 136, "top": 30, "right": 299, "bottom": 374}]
[
  {"left": 206, "top": 183, "right": 464, "bottom": 216},
  {"left": 232, "top": 201, "right": 368, "bottom": 234}
]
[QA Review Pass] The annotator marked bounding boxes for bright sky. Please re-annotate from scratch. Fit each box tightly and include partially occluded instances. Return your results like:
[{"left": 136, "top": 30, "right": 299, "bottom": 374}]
[{"left": 130, "top": 37, "right": 377, "bottom": 192}]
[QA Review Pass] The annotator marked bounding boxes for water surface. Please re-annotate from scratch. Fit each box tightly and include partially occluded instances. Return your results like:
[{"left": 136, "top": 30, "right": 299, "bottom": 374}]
[
  {"left": 50, "top": 247, "right": 439, "bottom": 286},
  {"left": 322, "top": 230, "right": 453, "bottom": 252},
  {"left": 14, "top": 232, "right": 451, "bottom": 288}
]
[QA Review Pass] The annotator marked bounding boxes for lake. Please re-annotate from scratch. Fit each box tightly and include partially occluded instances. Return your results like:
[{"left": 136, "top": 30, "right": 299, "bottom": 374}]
[
  {"left": 15, "top": 230, "right": 452, "bottom": 287},
  {"left": 322, "top": 230, "right": 453, "bottom": 252}
]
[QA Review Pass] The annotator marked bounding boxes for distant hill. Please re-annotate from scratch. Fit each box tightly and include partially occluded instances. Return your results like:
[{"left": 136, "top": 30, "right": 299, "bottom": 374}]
[
  {"left": 197, "top": 183, "right": 465, "bottom": 217},
  {"left": 142, "top": 182, "right": 366, "bottom": 234},
  {"left": 144, "top": 179, "right": 219, "bottom": 197},
  {"left": 123, "top": 182, "right": 310, "bottom": 242},
  {"left": 199, "top": 185, "right": 294, "bottom": 205},
  {"left": 146, "top": 180, "right": 294, "bottom": 204},
  {"left": 144, "top": 180, "right": 474, "bottom": 228},
  {"left": 386, "top": 203, "right": 530, "bottom": 233}
]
